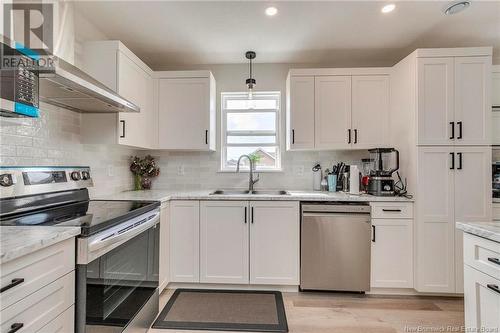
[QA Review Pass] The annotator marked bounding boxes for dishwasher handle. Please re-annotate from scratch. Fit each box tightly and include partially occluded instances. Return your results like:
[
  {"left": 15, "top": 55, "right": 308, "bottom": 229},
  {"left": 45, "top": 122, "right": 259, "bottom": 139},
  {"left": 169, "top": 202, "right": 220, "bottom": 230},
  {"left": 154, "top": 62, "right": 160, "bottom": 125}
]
[{"left": 302, "top": 212, "right": 370, "bottom": 218}]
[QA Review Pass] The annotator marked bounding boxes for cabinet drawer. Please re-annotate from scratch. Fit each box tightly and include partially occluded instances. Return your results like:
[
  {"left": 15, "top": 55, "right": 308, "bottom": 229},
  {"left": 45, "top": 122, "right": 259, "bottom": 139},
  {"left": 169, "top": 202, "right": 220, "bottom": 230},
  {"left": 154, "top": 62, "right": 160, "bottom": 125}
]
[
  {"left": 1, "top": 271, "right": 74, "bottom": 333},
  {"left": 37, "top": 305, "right": 74, "bottom": 333},
  {"left": 370, "top": 202, "right": 413, "bottom": 219},
  {"left": 464, "top": 233, "right": 500, "bottom": 280},
  {"left": 0, "top": 238, "right": 75, "bottom": 310}
]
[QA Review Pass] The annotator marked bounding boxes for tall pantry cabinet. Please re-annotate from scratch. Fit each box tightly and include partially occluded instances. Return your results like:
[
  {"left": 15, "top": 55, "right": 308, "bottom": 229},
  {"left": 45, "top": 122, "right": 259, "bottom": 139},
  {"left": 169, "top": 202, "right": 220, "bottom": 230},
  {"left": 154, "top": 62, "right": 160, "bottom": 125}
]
[{"left": 390, "top": 48, "right": 492, "bottom": 294}]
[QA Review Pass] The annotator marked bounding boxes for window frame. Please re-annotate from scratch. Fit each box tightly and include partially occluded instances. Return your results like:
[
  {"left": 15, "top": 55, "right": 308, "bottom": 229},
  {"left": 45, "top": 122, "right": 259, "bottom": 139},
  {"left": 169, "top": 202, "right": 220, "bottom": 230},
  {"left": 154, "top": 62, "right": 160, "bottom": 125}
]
[{"left": 220, "top": 91, "right": 282, "bottom": 172}]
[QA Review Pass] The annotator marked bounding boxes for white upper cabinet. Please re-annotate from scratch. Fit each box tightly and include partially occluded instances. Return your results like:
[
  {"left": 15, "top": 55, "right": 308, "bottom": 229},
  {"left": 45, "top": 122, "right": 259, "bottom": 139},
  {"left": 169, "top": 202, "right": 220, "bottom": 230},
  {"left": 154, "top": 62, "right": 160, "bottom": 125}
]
[
  {"left": 286, "top": 69, "right": 390, "bottom": 151},
  {"left": 81, "top": 41, "right": 157, "bottom": 149},
  {"left": 454, "top": 57, "right": 491, "bottom": 145},
  {"left": 417, "top": 57, "right": 455, "bottom": 145},
  {"left": 287, "top": 76, "right": 315, "bottom": 150},
  {"left": 352, "top": 75, "right": 390, "bottom": 149},
  {"left": 157, "top": 72, "right": 216, "bottom": 151},
  {"left": 117, "top": 51, "right": 156, "bottom": 148},
  {"left": 417, "top": 55, "right": 491, "bottom": 146},
  {"left": 314, "top": 76, "right": 351, "bottom": 149},
  {"left": 249, "top": 201, "right": 300, "bottom": 285},
  {"left": 200, "top": 201, "right": 249, "bottom": 284}
]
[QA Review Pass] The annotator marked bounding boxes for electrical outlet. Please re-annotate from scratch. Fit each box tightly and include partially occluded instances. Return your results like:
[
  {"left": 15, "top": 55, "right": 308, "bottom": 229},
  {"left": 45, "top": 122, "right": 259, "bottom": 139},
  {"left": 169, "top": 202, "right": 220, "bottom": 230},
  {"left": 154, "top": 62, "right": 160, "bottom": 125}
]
[
  {"left": 177, "top": 165, "right": 185, "bottom": 176},
  {"left": 107, "top": 165, "right": 114, "bottom": 177}
]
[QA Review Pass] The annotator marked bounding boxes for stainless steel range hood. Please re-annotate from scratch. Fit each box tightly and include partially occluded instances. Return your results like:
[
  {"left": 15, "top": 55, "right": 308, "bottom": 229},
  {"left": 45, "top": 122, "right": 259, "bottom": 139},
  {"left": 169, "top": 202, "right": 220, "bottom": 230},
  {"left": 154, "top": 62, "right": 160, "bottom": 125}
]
[{"left": 38, "top": 56, "right": 140, "bottom": 113}]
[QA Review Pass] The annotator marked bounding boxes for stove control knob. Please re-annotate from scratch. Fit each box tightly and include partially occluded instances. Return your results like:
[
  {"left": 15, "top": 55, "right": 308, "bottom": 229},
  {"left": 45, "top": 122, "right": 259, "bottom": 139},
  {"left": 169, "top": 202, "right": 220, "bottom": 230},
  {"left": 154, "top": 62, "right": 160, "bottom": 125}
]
[
  {"left": 81, "top": 171, "right": 90, "bottom": 180},
  {"left": 383, "top": 184, "right": 392, "bottom": 191},
  {"left": 70, "top": 171, "right": 81, "bottom": 181},
  {"left": 0, "top": 174, "right": 14, "bottom": 187}
]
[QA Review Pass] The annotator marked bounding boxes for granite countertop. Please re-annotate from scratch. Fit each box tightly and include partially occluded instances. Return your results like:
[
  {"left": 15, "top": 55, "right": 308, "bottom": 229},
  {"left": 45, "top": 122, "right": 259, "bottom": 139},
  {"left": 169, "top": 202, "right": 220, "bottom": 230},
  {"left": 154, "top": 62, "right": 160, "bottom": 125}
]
[
  {"left": 456, "top": 221, "right": 500, "bottom": 243},
  {"left": 97, "top": 189, "right": 414, "bottom": 203},
  {"left": 0, "top": 226, "right": 81, "bottom": 264}
]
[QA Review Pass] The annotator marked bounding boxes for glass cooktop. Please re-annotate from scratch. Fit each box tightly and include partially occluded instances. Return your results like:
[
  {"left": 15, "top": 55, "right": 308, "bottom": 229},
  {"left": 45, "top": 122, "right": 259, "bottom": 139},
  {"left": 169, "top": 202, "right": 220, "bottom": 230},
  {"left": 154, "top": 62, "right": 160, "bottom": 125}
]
[{"left": 0, "top": 200, "right": 160, "bottom": 236}]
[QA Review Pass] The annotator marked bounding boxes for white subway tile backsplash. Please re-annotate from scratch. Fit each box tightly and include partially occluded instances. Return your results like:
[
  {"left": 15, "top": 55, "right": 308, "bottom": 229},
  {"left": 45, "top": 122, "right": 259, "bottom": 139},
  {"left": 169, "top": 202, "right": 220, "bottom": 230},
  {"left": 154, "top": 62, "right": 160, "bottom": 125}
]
[{"left": 0, "top": 103, "right": 135, "bottom": 196}]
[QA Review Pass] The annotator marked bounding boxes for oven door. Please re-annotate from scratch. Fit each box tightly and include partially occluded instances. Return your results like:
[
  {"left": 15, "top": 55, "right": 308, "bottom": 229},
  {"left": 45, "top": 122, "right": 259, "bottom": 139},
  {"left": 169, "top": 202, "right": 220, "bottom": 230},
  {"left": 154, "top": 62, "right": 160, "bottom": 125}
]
[{"left": 76, "top": 216, "right": 159, "bottom": 333}]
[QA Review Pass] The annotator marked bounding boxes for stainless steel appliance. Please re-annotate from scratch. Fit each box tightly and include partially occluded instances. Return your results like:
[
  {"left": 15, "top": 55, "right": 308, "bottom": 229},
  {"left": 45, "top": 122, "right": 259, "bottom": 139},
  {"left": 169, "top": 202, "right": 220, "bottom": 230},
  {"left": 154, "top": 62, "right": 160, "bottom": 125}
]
[
  {"left": 0, "top": 166, "right": 160, "bottom": 333},
  {"left": 300, "top": 202, "right": 371, "bottom": 292},
  {"left": 1, "top": 37, "right": 140, "bottom": 115},
  {"left": 493, "top": 162, "right": 500, "bottom": 199},
  {"left": 367, "top": 148, "right": 399, "bottom": 196}
]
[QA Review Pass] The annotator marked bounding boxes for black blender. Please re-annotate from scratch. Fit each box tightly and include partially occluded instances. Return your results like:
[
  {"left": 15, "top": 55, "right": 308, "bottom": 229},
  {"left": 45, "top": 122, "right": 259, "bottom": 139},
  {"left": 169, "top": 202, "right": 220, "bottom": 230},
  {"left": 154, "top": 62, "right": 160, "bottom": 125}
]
[{"left": 367, "top": 148, "right": 399, "bottom": 196}]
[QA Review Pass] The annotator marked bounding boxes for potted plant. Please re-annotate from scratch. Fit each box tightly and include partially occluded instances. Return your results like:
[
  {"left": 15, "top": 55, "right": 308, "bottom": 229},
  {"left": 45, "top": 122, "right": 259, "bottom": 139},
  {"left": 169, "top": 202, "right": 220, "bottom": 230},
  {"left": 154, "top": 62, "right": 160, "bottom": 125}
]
[{"left": 130, "top": 155, "right": 160, "bottom": 190}]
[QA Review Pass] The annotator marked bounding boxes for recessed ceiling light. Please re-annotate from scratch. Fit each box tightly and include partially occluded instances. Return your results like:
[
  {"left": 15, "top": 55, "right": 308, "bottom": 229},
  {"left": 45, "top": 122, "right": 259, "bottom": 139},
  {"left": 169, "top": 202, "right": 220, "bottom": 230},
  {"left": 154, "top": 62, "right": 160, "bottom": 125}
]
[
  {"left": 381, "top": 4, "right": 396, "bottom": 13},
  {"left": 444, "top": 1, "right": 470, "bottom": 15},
  {"left": 265, "top": 6, "right": 278, "bottom": 16}
]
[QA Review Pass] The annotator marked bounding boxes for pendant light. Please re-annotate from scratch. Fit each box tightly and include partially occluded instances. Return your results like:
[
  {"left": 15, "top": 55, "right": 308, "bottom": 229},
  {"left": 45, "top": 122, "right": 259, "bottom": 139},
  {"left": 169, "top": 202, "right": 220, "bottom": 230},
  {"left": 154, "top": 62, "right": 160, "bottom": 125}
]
[{"left": 245, "top": 51, "right": 256, "bottom": 99}]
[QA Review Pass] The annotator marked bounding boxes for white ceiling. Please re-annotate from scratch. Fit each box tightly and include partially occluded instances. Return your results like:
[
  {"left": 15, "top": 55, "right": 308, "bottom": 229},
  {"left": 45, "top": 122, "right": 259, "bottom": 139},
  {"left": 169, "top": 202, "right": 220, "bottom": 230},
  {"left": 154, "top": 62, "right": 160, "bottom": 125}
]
[{"left": 74, "top": 1, "right": 500, "bottom": 69}]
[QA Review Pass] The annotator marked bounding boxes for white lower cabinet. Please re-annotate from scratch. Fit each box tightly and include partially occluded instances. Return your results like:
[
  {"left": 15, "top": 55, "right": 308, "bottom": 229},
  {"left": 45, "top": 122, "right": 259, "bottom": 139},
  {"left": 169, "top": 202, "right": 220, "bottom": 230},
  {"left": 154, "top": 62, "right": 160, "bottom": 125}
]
[
  {"left": 170, "top": 200, "right": 300, "bottom": 286},
  {"left": 37, "top": 305, "right": 74, "bottom": 333},
  {"left": 200, "top": 201, "right": 249, "bottom": 284},
  {"left": 370, "top": 219, "right": 413, "bottom": 288},
  {"left": 250, "top": 201, "right": 300, "bottom": 285},
  {"left": 169, "top": 200, "right": 200, "bottom": 283},
  {"left": 464, "top": 265, "right": 500, "bottom": 330},
  {"left": 159, "top": 202, "right": 170, "bottom": 291}
]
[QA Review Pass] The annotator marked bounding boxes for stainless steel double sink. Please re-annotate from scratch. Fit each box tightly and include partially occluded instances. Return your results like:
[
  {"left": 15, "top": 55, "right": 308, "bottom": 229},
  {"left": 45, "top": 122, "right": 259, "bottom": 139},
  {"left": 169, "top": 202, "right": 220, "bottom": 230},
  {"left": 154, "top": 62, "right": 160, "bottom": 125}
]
[{"left": 209, "top": 189, "right": 289, "bottom": 196}]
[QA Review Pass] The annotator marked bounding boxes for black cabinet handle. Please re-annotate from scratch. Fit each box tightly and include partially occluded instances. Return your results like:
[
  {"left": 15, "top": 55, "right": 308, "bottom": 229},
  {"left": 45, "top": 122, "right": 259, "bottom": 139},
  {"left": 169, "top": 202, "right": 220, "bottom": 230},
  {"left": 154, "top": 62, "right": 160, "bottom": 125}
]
[
  {"left": 1, "top": 278, "right": 24, "bottom": 293},
  {"left": 382, "top": 209, "right": 402, "bottom": 212},
  {"left": 244, "top": 207, "right": 247, "bottom": 224},
  {"left": 487, "top": 284, "right": 500, "bottom": 295},
  {"left": 119, "top": 120, "right": 125, "bottom": 138},
  {"left": 449, "top": 152, "right": 455, "bottom": 170},
  {"left": 348, "top": 129, "right": 352, "bottom": 144},
  {"left": 251, "top": 207, "right": 254, "bottom": 224},
  {"left": 354, "top": 129, "right": 358, "bottom": 144},
  {"left": 8, "top": 323, "right": 23, "bottom": 333},
  {"left": 205, "top": 130, "right": 208, "bottom": 144},
  {"left": 449, "top": 121, "right": 455, "bottom": 139},
  {"left": 372, "top": 225, "right": 376, "bottom": 242},
  {"left": 457, "top": 152, "right": 462, "bottom": 170},
  {"left": 488, "top": 257, "right": 500, "bottom": 266},
  {"left": 292, "top": 129, "right": 295, "bottom": 144},
  {"left": 457, "top": 121, "right": 463, "bottom": 139}
]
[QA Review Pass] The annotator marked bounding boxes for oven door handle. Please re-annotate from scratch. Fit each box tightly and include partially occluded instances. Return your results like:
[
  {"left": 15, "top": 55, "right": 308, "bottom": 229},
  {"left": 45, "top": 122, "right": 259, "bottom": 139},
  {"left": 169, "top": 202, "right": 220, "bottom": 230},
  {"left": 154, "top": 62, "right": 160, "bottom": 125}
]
[{"left": 88, "top": 211, "right": 160, "bottom": 254}]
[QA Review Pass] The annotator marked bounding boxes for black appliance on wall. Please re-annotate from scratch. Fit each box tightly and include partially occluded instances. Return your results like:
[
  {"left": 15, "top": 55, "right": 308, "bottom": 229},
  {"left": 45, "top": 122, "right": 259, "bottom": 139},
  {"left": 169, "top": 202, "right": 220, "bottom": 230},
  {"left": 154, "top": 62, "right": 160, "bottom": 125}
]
[{"left": 367, "top": 148, "right": 400, "bottom": 196}]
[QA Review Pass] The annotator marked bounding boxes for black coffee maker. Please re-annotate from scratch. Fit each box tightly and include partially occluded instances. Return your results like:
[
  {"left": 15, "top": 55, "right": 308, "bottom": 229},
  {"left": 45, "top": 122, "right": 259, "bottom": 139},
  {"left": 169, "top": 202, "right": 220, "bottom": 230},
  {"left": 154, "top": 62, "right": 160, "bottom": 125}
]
[{"left": 367, "top": 148, "right": 399, "bottom": 196}]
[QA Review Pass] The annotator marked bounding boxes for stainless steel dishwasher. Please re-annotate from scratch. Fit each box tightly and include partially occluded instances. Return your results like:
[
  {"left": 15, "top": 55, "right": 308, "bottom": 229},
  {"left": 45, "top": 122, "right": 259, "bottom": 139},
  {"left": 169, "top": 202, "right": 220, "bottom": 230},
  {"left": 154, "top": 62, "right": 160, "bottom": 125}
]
[{"left": 300, "top": 202, "right": 371, "bottom": 292}]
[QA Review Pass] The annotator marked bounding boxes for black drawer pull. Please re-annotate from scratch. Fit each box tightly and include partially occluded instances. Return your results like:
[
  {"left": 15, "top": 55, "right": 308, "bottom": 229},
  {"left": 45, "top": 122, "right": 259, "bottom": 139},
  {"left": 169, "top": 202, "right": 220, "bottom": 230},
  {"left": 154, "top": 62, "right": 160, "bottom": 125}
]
[
  {"left": 372, "top": 225, "right": 376, "bottom": 242},
  {"left": 487, "top": 284, "right": 500, "bottom": 295},
  {"left": 457, "top": 121, "right": 463, "bottom": 139},
  {"left": 1, "top": 278, "right": 24, "bottom": 293},
  {"left": 382, "top": 209, "right": 402, "bottom": 212},
  {"left": 8, "top": 323, "right": 23, "bottom": 333},
  {"left": 348, "top": 129, "right": 352, "bottom": 144},
  {"left": 449, "top": 121, "right": 455, "bottom": 139},
  {"left": 205, "top": 130, "right": 208, "bottom": 145},
  {"left": 457, "top": 152, "right": 463, "bottom": 170},
  {"left": 251, "top": 207, "right": 254, "bottom": 224},
  {"left": 292, "top": 129, "right": 295, "bottom": 144},
  {"left": 450, "top": 152, "right": 455, "bottom": 170},
  {"left": 244, "top": 207, "right": 247, "bottom": 224},
  {"left": 354, "top": 129, "right": 358, "bottom": 144},
  {"left": 487, "top": 257, "right": 500, "bottom": 266}
]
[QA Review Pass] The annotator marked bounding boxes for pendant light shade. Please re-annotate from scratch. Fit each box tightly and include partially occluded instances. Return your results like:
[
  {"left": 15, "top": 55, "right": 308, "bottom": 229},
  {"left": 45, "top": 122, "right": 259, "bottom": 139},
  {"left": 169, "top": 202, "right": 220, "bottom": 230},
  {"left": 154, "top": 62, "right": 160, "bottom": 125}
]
[{"left": 245, "top": 51, "right": 256, "bottom": 99}]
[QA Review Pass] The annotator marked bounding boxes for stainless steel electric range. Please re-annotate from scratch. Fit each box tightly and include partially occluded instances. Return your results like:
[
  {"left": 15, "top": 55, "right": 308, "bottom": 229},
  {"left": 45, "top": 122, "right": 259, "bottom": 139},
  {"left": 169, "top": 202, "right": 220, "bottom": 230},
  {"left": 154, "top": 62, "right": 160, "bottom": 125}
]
[{"left": 0, "top": 166, "right": 160, "bottom": 333}]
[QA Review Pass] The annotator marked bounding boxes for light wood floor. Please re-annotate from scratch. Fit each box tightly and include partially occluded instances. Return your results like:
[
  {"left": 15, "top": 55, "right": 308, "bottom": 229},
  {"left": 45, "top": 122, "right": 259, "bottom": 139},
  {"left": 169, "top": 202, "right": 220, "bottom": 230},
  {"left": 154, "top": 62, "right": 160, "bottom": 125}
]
[{"left": 149, "top": 289, "right": 464, "bottom": 333}]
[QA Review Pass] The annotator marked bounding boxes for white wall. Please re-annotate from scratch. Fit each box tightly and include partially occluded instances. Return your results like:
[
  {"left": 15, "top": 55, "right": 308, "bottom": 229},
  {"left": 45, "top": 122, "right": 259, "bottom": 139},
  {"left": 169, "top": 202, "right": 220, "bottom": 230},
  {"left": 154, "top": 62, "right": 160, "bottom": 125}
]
[{"left": 147, "top": 63, "right": 369, "bottom": 191}]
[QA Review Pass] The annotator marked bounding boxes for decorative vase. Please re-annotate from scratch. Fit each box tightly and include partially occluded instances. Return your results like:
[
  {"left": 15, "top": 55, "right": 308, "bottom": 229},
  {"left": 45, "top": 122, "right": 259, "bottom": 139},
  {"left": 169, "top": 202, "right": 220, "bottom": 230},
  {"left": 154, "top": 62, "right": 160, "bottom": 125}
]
[
  {"left": 134, "top": 174, "right": 142, "bottom": 191},
  {"left": 141, "top": 177, "right": 152, "bottom": 190}
]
